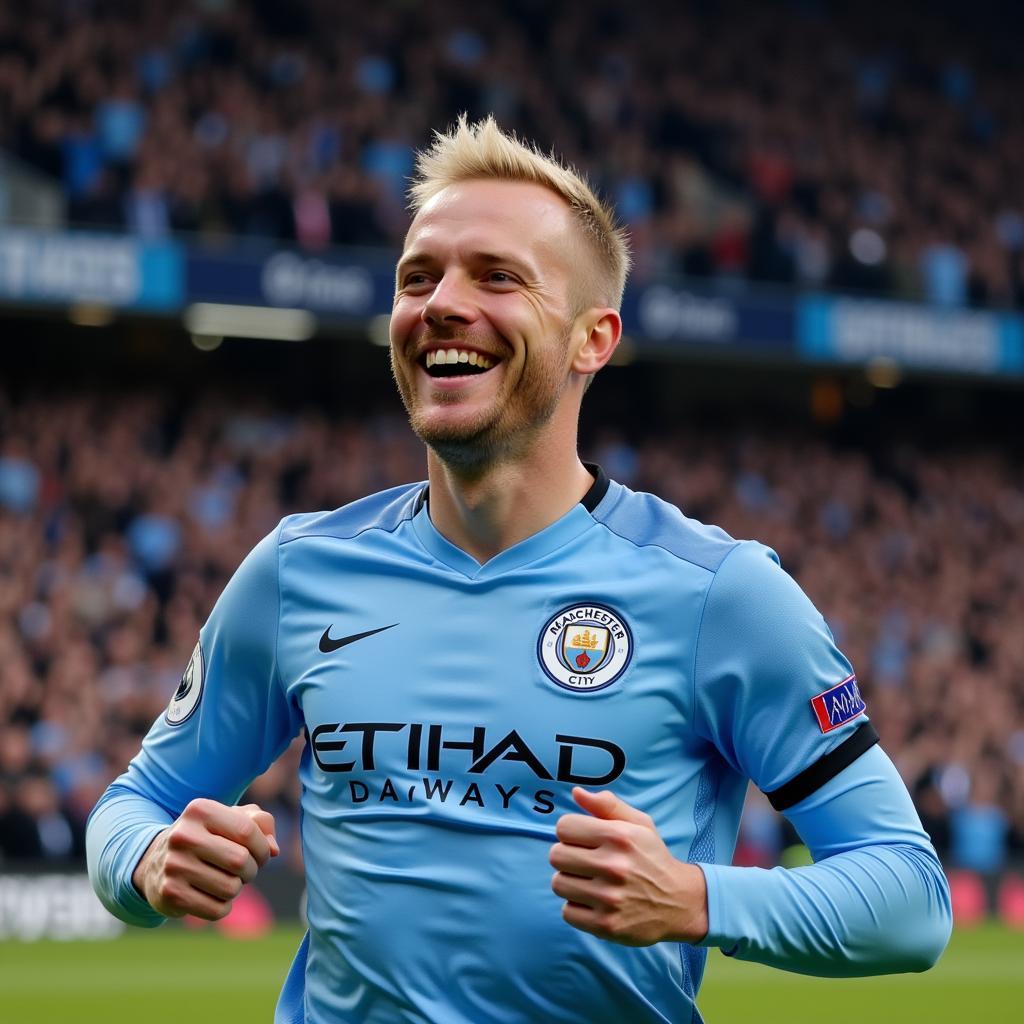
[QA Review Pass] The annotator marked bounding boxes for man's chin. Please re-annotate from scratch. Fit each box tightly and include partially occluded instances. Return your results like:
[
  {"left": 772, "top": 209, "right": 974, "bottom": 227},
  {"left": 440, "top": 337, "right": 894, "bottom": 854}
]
[
  {"left": 411, "top": 413, "right": 511, "bottom": 468},
  {"left": 405, "top": 373, "right": 564, "bottom": 470}
]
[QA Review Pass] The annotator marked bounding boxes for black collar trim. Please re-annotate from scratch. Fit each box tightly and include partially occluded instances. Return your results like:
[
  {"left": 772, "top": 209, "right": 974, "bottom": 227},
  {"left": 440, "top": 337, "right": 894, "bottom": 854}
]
[
  {"left": 581, "top": 463, "right": 610, "bottom": 512},
  {"left": 412, "top": 463, "right": 609, "bottom": 516}
]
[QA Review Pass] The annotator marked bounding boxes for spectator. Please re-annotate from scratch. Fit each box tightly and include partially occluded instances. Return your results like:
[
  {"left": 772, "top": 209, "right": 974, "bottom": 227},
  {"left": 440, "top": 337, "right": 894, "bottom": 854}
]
[{"left": 951, "top": 768, "right": 1011, "bottom": 876}]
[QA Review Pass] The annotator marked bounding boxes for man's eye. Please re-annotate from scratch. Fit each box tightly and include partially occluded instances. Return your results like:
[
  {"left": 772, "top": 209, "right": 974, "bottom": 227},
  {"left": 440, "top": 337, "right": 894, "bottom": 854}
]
[
  {"left": 403, "top": 273, "right": 431, "bottom": 287},
  {"left": 486, "top": 271, "right": 515, "bottom": 284}
]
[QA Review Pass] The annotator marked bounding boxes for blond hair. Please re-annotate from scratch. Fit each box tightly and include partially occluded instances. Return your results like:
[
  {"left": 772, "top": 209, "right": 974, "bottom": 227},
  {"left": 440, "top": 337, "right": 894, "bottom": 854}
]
[{"left": 408, "top": 115, "right": 631, "bottom": 310}]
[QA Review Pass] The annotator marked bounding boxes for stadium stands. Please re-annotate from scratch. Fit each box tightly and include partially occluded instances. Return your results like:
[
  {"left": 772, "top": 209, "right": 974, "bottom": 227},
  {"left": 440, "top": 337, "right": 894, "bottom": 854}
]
[
  {"left": 2, "top": 1, "right": 1023, "bottom": 916},
  {"left": 1, "top": 0, "right": 1022, "bottom": 306},
  {"left": 0, "top": 384, "right": 1022, "bottom": 871}
]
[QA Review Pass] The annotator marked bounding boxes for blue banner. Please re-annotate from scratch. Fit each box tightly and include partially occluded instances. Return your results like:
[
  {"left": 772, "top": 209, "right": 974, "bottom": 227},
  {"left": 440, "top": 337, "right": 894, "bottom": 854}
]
[
  {"left": 186, "top": 245, "right": 391, "bottom": 319},
  {"left": 624, "top": 283, "right": 794, "bottom": 352},
  {"left": 0, "top": 228, "right": 183, "bottom": 310},
  {"left": 798, "top": 295, "right": 1024, "bottom": 376}
]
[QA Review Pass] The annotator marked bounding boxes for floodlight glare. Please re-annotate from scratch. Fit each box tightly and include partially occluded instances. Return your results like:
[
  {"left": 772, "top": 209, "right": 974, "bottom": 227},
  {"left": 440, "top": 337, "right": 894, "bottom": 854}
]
[{"left": 183, "top": 303, "right": 316, "bottom": 342}]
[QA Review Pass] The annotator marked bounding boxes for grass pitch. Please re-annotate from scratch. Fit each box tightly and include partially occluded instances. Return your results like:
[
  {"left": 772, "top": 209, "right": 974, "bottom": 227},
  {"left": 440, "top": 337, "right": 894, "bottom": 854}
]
[{"left": 4, "top": 923, "right": 1020, "bottom": 1023}]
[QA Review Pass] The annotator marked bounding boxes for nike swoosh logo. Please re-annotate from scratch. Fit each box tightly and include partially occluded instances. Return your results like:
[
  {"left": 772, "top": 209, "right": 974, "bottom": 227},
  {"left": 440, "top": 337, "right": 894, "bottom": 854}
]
[{"left": 319, "top": 623, "right": 398, "bottom": 654}]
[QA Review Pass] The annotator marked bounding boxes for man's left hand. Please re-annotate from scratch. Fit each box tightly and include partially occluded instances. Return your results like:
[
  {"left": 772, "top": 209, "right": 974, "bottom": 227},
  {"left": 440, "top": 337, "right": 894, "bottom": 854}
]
[{"left": 550, "top": 787, "right": 709, "bottom": 946}]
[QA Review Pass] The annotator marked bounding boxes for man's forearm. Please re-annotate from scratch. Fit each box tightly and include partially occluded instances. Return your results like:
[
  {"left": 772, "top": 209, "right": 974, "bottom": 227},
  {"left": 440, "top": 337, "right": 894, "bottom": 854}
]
[
  {"left": 700, "top": 842, "right": 951, "bottom": 976},
  {"left": 698, "top": 746, "right": 952, "bottom": 976},
  {"left": 87, "top": 783, "right": 174, "bottom": 927}
]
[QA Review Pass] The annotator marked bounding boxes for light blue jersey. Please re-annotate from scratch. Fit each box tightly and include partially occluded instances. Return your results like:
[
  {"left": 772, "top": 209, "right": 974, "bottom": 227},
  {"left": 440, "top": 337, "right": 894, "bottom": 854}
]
[{"left": 88, "top": 469, "right": 950, "bottom": 1023}]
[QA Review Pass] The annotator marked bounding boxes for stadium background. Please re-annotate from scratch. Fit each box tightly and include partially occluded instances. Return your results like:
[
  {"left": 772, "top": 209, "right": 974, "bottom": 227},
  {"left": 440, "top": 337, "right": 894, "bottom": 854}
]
[{"left": 1, "top": 0, "right": 1023, "bottom": 1020}]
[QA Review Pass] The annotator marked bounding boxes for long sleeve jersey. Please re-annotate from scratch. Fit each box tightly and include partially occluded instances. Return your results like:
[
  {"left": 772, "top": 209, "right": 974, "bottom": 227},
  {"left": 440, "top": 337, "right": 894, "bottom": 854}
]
[{"left": 89, "top": 468, "right": 951, "bottom": 1023}]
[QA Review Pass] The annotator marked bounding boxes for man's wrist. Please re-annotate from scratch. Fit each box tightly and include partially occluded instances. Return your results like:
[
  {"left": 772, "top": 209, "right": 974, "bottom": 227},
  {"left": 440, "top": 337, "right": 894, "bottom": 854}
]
[
  {"left": 668, "top": 861, "right": 709, "bottom": 944},
  {"left": 104, "top": 823, "right": 172, "bottom": 927},
  {"left": 130, "top": 828, "right": 166, "bottom": 905}
]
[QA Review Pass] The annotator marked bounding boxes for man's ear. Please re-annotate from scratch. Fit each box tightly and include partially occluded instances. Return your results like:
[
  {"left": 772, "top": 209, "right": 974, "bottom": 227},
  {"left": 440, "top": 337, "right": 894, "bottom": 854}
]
[{"left": 571, "top": 309, "right": 622, "bottom": 375}]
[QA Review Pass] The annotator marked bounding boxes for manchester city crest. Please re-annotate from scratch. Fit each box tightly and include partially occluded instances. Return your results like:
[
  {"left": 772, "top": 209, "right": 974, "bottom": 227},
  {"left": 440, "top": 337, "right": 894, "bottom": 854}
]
[{"left": 538, "top": 603, "right": 633, "bottom": 693}]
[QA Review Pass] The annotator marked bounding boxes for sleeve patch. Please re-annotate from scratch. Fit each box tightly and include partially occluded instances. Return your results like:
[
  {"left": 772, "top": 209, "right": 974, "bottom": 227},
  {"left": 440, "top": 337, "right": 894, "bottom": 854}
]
[
  {"left": 165, "top": 641, "right": 205, "bottom": 726},
  {"left": 810, "top": 674, "right": 866, "bottom": 734}
]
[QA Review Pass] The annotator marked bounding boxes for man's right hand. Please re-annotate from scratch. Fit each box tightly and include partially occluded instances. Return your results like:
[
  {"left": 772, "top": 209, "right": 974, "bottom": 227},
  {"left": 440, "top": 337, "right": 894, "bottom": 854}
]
[{"left": 132, "top": 799, "right": 279, "bottom": 920}]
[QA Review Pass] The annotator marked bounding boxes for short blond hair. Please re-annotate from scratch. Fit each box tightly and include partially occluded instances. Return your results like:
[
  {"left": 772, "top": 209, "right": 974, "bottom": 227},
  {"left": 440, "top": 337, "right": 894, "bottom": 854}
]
[{"left": 408, "top": 115, "right": 631, "bottom": 310}]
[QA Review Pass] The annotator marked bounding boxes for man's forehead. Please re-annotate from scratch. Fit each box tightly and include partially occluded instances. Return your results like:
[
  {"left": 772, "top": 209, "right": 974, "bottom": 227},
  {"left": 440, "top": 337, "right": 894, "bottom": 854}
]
[{"left": 404, "top": 180, "right": 577, "bottom": 262}]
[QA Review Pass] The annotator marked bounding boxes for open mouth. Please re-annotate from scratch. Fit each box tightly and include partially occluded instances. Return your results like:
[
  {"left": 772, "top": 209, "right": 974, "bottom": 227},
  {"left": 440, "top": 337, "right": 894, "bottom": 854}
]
[{"left": 421, "top": 348, "right": 499, "bottom": 378}]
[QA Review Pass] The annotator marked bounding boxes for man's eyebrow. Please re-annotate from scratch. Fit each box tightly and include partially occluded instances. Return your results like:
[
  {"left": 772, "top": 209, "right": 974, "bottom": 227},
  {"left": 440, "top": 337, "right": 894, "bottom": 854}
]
[
  {"left": 395, "top": 252, "right": 433, "bottom": 276},
  {"left": 468, "top": 251, "right": 538, "bottom": 274},
  {"left": 396, "top": 250, "right": 538, "bottom": 279}
]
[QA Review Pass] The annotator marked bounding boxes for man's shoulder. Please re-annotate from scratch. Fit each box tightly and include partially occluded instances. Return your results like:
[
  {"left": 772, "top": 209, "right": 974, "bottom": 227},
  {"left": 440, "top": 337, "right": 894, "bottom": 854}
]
[
  {"left": 593, "top": 479, "right": 743, "bottom": 574},
  {"left": 278, "top": 482, "right": 425, "bottom": 546}
]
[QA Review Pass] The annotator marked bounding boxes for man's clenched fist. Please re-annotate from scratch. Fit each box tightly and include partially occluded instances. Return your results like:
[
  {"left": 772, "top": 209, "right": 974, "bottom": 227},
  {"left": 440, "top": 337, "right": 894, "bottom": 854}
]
[
  {"left": 132, "top": 799, "right": 279, "bottom": 921},
  {"left": 550, "top": 787, "right": 709, "bottom": 947}
]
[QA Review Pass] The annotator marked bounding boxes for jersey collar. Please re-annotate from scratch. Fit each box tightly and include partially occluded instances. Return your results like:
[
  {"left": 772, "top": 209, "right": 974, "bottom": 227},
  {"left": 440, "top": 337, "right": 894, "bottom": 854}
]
[{"left": 411, "top": 463, "right": 608, "bottom": 580}]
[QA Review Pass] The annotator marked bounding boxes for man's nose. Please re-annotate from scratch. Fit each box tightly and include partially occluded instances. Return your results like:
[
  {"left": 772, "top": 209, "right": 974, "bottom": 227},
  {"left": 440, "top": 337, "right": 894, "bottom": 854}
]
[{"left": 422, "top": 273, "right": 476, "bottom": 326}]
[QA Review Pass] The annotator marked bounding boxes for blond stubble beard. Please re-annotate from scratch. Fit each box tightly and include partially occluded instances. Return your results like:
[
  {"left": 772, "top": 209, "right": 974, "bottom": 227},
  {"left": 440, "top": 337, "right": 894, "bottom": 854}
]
[{"left": 390, "top": 323, "right": 573, "bottom": 471}]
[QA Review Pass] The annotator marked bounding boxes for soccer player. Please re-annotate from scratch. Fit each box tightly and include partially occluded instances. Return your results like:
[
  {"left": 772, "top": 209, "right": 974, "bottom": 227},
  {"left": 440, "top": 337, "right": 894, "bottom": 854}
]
[{"left": 88, "top": 117, "right": 951, "bottom": 1023}]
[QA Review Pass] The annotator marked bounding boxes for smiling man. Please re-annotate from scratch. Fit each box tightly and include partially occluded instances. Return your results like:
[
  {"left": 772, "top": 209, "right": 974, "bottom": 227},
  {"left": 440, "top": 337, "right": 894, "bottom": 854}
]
[{"left": 88, "top": 117, "right": 951, "bottom": 1024}]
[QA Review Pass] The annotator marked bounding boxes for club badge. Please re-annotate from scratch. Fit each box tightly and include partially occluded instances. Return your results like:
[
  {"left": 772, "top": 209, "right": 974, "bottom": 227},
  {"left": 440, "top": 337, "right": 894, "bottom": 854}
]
[
  {"left": 166, "top": 641, "right": 205, "bottom": 726},
  {"left": 538, "top": 603, "right": 632, "bottom": 693}
]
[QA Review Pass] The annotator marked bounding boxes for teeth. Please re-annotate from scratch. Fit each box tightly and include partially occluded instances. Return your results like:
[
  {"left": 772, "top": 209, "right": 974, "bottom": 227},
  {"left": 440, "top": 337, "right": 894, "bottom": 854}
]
[{"left": 424, "top": 349, "right": 496, "bottom": 369}]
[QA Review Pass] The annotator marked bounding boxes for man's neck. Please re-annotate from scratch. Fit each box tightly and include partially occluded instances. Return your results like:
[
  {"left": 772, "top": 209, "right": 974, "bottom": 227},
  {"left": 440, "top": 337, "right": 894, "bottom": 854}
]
[{"left": 425, "top": 439, "right": 595, "bottom": 564}]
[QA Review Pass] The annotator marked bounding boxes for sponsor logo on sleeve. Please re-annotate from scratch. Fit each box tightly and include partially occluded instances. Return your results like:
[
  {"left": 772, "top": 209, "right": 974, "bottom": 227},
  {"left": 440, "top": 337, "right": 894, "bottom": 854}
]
[
  {"left": 810, "top": 674, "right": 866, "bottom": 734},
  {"left": 166, "top": 641, "right": 205, "bottom": 726}
]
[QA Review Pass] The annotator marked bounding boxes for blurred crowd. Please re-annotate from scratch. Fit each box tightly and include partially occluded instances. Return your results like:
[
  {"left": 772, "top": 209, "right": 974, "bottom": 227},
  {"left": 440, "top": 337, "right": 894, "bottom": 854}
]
[
  {"left": 2, "top": 0, "right": 1024, "bottom": 307},
  {"left": 1, "top": 383, "right": 1022, "bottom": 875}
]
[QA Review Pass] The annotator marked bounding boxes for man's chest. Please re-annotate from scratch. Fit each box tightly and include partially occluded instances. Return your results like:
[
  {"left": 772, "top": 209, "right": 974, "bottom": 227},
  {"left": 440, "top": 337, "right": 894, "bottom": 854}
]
[{"left": 276, "top": 542, "right": 711, "bottom": 820}]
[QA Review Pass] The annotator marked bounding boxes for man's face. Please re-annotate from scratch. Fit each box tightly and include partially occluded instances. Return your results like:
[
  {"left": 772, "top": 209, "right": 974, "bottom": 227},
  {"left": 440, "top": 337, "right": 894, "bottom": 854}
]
[{"left": 390, "top": 179, "right": 583, "bottom": 467}]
